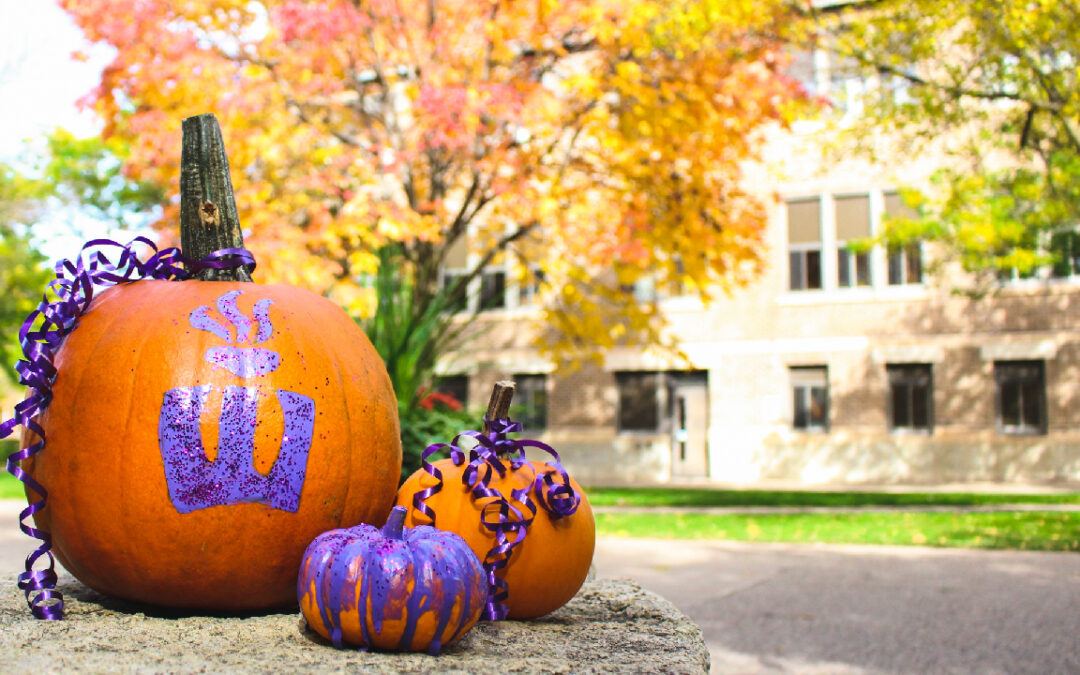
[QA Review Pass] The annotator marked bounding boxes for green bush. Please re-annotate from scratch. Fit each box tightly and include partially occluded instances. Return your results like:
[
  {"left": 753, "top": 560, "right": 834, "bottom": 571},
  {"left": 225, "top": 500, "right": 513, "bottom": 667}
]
[{"left": 398, "top": 402, "right": 479, "bottom": 483}]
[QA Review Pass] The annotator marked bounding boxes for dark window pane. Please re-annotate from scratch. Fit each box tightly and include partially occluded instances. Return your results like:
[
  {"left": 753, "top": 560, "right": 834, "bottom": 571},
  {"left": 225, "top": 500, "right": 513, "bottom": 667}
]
[
  {"left": 480, "top": 271, "right": 505, "bottom": 309},
  {"left": 1000, "top": 381, "right": 1021, "bottom": 427},
  {"left": 806, "top": 250, "right": 822, "bottom": 289},
  {"left": 617, "top": 372, "right": 658, "bottom": 432},
  {"left": 892, "top": 382, "right": 911, "bottom": 427},
  {"left": 809, "top": 386, "right": 828, "bottom": 426},
  {"left": 911, "top": 382, "right": 930, "bottom": 428},
  {"left": 1021, "top": 380, "right": 1042, "bottom": 428},
  {"left": 855, "top": 252, "right": 871, "bottom": 286},
  {"left": 888, "top": 249, "right": 903, "bottom": 285},
  {"left": 789, "top": 251, "right": 804, "bottom": 290},
  {"left": 906, "top": 246, "right": 922, "bottom": 283},
  {"left": 793, "top": 389, "right": 808, "bottom": 429},
  {"left": 837, "top": 248, "right": 851, "bottom": 287}
]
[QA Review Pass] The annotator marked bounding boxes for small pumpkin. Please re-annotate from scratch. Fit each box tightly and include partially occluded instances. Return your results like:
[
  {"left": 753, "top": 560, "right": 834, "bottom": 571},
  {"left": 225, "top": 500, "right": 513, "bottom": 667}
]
[
  {"left": 298, "top": 505, "right": 487, "bottom": 654},
  {"left": 18, "top": 115, "right": 402, "bottom": 611},
  {"left": 395, "top": 382, "right": 595, "bottom": 620},
  {"left": 396, "top": 457, "right": 594, "bottom": 619}
]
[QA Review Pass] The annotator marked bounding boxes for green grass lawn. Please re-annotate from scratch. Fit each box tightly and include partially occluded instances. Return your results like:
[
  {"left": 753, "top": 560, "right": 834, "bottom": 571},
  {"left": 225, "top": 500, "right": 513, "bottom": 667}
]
[
  {"left": 595, "top": 510, "right": 1080, "bottom": 551},
  {"left": 1, "top": 471, "right": 24, "bottom": 499},
  {"left": 4, "top": 469, "right": 1076, "bottom": 552},
  {"left": 586, "top": 486, "right": 1080, "bottom": 508}
]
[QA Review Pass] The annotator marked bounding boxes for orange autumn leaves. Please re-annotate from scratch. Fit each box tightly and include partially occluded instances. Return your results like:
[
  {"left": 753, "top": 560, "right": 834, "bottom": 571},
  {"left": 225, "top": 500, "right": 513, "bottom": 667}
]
[{"left": 61, "top": 0, "right": 810, "bottom": 363}]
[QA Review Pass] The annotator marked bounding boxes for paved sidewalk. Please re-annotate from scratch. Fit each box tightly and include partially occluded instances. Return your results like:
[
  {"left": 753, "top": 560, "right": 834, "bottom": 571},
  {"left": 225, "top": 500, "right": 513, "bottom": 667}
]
[{"left": 594, "top": 538, "right": 1080, "bottom": 673}]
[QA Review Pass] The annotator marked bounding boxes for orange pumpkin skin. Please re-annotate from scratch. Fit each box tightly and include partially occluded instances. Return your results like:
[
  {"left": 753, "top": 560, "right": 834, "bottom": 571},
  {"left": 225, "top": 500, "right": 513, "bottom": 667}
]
[
  {"left": 22, "top": 279, "right": 401, "bottom": 610},
  {"left": 395, "top": 458, "right": 594, "bottom": 619}
]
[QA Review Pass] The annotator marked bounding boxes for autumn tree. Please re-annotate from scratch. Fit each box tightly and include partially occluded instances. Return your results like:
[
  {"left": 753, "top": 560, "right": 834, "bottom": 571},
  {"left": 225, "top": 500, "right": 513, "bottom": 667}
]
[
  {"left": 62, "top": 0, "right": 807, "bottom": 389},
  {"left": 804, "top": 0, "right": 1080, "bottom": 288}
]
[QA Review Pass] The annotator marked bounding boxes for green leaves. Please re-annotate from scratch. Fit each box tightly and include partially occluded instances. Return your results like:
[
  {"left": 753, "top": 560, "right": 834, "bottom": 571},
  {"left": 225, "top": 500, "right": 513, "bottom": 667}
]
[{"left": 810, "top": 0, "right": 1080, "bottom": 286}]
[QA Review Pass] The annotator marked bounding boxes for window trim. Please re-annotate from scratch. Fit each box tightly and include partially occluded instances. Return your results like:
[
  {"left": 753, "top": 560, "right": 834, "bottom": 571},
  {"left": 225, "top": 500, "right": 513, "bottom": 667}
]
[
  {"left": 886, "top": 363, "right": 933, "bottom": 434},
  {"left": 789, "top": 245, "right": 823, "bottom": 291},
  {"left": 994, "top": 360, "right": 1047, "bottom": 436},
  {"left": 790, "top": 366, "right": 829, "bottom": 432}
]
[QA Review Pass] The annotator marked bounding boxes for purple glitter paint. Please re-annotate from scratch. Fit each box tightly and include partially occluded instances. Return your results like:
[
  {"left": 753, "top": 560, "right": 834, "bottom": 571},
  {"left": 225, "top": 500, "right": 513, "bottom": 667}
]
[
  {"left": 203, "top": 346, "right": 281, "bottom": 378},
  {"left": 158, "top": 386, "right": 315, "bottom": 513},
  {"left": 190, "top": 290, "right": 275, "bottom": 345},
  {"left": 160, "top": 288, "right": 313, "bottom": 513},
  {"left": 217, "top": 290, "right": 252, "bottom": 342}
]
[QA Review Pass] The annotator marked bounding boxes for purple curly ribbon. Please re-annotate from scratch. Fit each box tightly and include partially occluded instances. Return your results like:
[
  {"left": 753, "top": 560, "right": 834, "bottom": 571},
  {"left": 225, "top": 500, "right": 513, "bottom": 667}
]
[
  {"left": 0, "top": 237, "right": 256, "bottom": 620},
  {"left": 411, "top": 416, "right": 581, "bottom": 620}
]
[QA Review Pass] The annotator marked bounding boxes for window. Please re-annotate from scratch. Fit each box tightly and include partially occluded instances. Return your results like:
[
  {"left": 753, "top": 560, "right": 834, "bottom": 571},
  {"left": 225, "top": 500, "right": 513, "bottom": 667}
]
[
  {"left": 433, "top": 375, "right": 469, "bottom": 409},
  {"left": 512, "top": 374, "right": 547, "bottom": 431},
  {"left": 479, "top": 270, "right": 506, "bottom": 310},
  {"left": 1050, "top": 230, "right": 1080, "bottom": 278},
  {"left": 616, "top": 371, "right": 659, "bottom": 432},
  {"left": 790, "top": 366, "right": 828, "bottom": 431},
  {"left": 439, "top": 270, "right": 469, "bottom": 313},
  {"left": 887, "top": 364, "right": 933, "bottom": 432},
  {"left": 884, "top": 191, "right": 923, "bottom": 285},
  {"left": 835, "top": 194, "right": 872, "bottom": 288},
  {"left": 887, "top": 245, "right": 923, "bottom": 285},
  {"left": 995, "top": 361, "right": 1046, "bottom": 435},
  {"left": 518, "top": 267, "right": 545, "bottom": 306},
  {"left": 788, "top": 198, "right": 822, "bottom": 290},
  {"left": 621, "top": 276, "right": 658, "bottom": 303}
]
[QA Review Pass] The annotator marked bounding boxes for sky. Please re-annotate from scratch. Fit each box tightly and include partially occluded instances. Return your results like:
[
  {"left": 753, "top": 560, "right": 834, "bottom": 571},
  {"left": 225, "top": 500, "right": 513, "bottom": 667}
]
[
  {"left": 0, "top": 0, "right": 140, "bottom": 261},
  {"left": 0, "top": 0, "right": 110, "bottom": 160}
]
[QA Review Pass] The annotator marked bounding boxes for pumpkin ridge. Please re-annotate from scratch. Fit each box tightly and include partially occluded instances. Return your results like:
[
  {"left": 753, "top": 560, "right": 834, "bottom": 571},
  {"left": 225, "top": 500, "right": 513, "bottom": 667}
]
[
  {"left": 59, "top": 283, "right": 160, "bottom": 588},
  {"left": 114, "top": 285, "right": 164, "bottom": 586},
  {"left": 315, "top": 298, "right": 357, "bottom": 528}
]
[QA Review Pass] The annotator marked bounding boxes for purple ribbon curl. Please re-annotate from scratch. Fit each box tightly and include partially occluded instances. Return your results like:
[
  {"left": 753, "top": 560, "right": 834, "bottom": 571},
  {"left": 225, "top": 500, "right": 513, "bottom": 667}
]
[
  {"left": 0, "top": 237, "right": 256, "bottom": 620},
  {"left": 411, "top": 416, "right": 581, "bottom": 621}
]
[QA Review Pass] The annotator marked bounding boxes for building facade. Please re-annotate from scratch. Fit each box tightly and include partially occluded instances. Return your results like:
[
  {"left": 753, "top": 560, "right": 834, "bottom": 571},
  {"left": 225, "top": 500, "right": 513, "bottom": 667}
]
[{"left": 435, "top": 73, "right": 1080, "bottom": 488}]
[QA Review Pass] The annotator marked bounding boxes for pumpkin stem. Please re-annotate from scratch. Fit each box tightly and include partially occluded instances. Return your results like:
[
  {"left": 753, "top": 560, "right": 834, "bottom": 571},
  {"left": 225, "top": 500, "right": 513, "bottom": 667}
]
[
  {"left": 382, "top": 505, "right": 408, "bottom": 540},
  {"left": 482, "top": 380, "right": 516, "bottom": 434},
  {"left": 179, "top": 113, "right": 252, "bottom": 282}
]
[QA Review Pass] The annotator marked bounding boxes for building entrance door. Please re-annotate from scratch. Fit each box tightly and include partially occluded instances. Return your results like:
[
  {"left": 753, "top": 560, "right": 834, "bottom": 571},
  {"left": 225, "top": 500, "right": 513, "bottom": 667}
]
[{"left": 669, "top": 373, "right": 709, "bottom": 479}]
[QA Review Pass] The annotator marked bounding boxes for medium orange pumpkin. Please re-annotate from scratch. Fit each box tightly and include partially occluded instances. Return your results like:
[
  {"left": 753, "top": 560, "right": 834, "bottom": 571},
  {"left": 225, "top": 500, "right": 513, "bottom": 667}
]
[
  {"left": 396, "top": 454, "right": 594, "bottom": 619},
  {"left": 23, "top": 279, "right": 401, "bottom": 610}
]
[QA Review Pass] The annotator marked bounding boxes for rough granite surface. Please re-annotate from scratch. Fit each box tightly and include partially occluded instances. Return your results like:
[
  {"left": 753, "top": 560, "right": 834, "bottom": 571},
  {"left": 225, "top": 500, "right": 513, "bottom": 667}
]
[{"left": 1, "top": 577, "right": 708, "bottom": 674}]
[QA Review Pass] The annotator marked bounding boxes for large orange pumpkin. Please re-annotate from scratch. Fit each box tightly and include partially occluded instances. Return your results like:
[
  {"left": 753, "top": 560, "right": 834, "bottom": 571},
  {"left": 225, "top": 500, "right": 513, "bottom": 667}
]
[
  {"left": 23, "top": 279, "right": 401, "bottom": 610},
  {"left": 396, "top": 447, "right": 594, "bottom": 619}
]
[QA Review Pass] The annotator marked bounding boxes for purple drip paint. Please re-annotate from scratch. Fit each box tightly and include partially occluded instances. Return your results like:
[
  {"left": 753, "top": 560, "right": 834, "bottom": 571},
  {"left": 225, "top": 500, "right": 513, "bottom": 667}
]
[
  {"left": 158, "top": 386, "right": 315, "bottom": 514},
  {"left": 299, "top": 506, "right": 486, "bottom": 654}
]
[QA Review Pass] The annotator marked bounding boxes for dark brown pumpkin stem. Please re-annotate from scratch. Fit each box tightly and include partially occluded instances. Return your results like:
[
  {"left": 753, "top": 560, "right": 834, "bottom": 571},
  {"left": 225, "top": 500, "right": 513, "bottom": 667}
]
[
  {"left": 483, "top": 381, "right": 516, "bottom": 434},
  {"left": 180, "top": 113, "right": 252, "bottom": 282}
]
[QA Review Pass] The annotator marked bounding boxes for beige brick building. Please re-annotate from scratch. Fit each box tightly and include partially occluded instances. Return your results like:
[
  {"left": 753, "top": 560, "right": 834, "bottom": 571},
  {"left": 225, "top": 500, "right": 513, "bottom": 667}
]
[{"left": 435, "top": 76, "right": 1080, "bottom": 488}]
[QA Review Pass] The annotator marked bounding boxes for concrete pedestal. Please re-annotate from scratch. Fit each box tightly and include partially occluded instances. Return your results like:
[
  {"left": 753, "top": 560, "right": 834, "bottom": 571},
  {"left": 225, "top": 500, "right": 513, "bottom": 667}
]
[{"left": 1, "top": 576, "right": 709, "bottom": 673}]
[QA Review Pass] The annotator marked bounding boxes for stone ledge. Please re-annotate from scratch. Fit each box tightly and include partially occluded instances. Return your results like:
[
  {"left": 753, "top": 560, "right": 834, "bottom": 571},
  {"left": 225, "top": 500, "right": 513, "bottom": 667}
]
[{"left": 1, "top": 577, "right": 708, "bottom": 674}]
